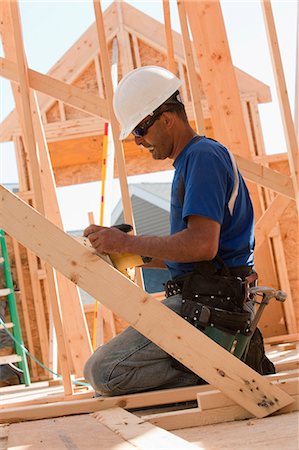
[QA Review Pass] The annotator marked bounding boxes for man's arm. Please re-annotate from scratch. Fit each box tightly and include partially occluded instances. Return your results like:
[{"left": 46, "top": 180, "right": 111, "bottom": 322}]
[{"left": 84, "top": 215, "right": 220, "bottom": 263}]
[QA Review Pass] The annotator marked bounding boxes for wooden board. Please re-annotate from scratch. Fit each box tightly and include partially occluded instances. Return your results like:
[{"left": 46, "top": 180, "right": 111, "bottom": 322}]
[
  {"left": 7, "top": 415, "right": 136, "bottom": 449},
  {"left": 92, "top": 407, "right": 197, "bottom": 449},
  {"left": 0, "top": 185, "right": 293, "bottom": 418}
]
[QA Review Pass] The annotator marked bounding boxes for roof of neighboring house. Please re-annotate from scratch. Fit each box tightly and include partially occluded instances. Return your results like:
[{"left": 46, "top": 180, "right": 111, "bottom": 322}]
[{"left": 112, "top": 183, "right": 171, "bottom": 237}]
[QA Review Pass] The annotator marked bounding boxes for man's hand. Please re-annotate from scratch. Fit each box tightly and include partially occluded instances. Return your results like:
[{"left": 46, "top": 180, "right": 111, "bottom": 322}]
[{"left": 83, "top": 224, "right": 128, "bottom": 255}]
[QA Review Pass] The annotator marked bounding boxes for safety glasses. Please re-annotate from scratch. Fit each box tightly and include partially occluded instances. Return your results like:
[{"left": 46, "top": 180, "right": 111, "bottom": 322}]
[{"left": 132, "top": 112, "right": 162, "bottom": 138}]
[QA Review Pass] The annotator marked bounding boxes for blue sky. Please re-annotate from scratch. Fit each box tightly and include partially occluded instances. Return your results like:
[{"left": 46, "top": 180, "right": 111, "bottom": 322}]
[{"left": 0, "top": 0, "right": 298, "bottom": 230}]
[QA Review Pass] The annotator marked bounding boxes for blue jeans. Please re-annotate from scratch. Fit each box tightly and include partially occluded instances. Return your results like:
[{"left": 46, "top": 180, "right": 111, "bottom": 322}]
[{"left": 83, "top": 295, "right": 200, "bottom": 395}]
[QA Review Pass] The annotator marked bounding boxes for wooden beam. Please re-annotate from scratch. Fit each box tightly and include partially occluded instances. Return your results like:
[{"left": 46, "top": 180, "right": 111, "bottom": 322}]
[
  {"left": 254, "top": 195, "right": 292, "bottom": 251},
  {"left": 163, "top": 0, "right": 177, "bottom": 75},
  {"left": 270, "top": 229, "right": 298, "bottom": 333},
  {"left": 11, "top": 238, "right": 38, "bottom": 378},
  {"left": 177, "top": 0, "right": 205, "bottom": 134},
  {"left": 296, "top": 1, "right": 299, "bottom": 139},
  {"left": 197, "top": 378, "right": 299, "bottom": 412},
  {"left": 0, "top": 186, "right": 294, "bottom": 419},
  {"left": 92, "top": 407, "right": 197, "bottom": 449},
  {"left": 142, "top": 395, "right": 299, "bottom": 430},
  {"left": 234, "top": 154, "right": 295, "bottom": 199},
  {"left": 1, "top": 370, "right": 296, "bottom": 420},
  {"left": 0, "top": 57, "right": 109, "bottom": 120},
  {"left": 93, "top": 1, "right": 143, "bottom": 289},
  {"left": 132, "top": 34, "right": 141, "bottom": 68},
  {"left": 265, "top": 333, "right": 299, "bottom": 345},
  {"left": 261, "top": 0, "right": 299, "bottom": 211},
  {"left": 6, "top": 1, "right": 75, "bottom": 393},
  {"left": 116, "top": 1, "right": 134, "bottom": 75}
]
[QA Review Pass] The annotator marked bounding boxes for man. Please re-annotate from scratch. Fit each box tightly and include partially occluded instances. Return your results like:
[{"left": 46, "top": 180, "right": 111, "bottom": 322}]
[{"left": 83, "top": 66, "right": 256, "bottom": 396}]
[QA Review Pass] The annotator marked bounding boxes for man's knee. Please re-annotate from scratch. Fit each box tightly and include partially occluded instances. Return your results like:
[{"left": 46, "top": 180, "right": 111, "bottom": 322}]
[{"left": 84, "top": 347, "right": 114, "bottom": 394}]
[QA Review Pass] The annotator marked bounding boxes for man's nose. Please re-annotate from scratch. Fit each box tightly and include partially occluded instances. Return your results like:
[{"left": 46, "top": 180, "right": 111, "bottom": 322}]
[{"left": 134, "top": 136, "right": 145, "bottom": 146}]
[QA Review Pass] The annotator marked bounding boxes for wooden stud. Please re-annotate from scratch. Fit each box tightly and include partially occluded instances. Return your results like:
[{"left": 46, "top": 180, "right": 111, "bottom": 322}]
[
  {"left": 26, "top": 249, "right": 49, "bottom": 367},
  {"left": 261, "top": 0, "right": 299, "bottom": 211},
  {"left": 4, "top": 1, "right": 75, "bottom": 393},
  {"left": 31, "top": 85, "right": 93, "bottom": 376},
  {"left": 270, "top": 231, "right": 298, "bottom": 333},
  {"left": 132, "top": 34, "right": 141, "bottom": 68},
  {"left": 58, "top": 101, "right": 66, "bottom": 121},
  {"left": 177, "top": 0, "right": 205, "bottom": 135},
  {"left": 87, "top": 211, "right": 116, "bottom": 347},
  {"left": 295, "top": 2, "right": 299, "bottom": 139},
  {"left": 94, "top": 54, "right": 104, "bottom": 98},
  {"left": 265, "top": 333, "right": 299, "bottom": 345},
  {"left": 93, "top": 0, "right": 144, "bottom": 289},
  {"left": 254, "top": 195, "right": 292, "bottom": 252},
  {"left": 0, "top": 186, "right": 294, "bottom": 419},
  {"left": 7, "top": 2, "right": 44, "bottom": 212},
  {"left": 116, "top": 0, "right": 134, "bottom": 76},
  {"left": 163, "top": 0, "right": 177, "bottom": 75},
  {"left": 178, "top": 62, "right": 188, "bottom": 103},
  {"left": 243, "top": 96, "right": 297, "bottom": 336},
  {"left": 11, "top": 239, "right": 38, "bottom": 378}
]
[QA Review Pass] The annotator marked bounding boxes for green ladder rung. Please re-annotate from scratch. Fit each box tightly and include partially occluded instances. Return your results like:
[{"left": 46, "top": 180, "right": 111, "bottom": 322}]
[{"left": 0, "top": 229, "right": 30, "bottom": 386}]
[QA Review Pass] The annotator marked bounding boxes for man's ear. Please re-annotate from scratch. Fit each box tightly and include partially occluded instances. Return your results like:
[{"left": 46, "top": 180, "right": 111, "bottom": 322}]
[{"left": 161, "top": 111, "right": 176, "bottom": 129}]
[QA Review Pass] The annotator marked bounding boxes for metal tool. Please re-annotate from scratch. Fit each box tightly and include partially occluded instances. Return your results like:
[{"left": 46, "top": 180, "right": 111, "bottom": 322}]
[{"left": 248, "top": 286, "right": 287, "bottom": 334}]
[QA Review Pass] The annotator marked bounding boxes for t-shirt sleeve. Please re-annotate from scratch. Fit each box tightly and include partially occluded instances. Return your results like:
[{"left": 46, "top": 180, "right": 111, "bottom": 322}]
[{"left": 182, "top": 149, "right": 229, "bottom": 225}]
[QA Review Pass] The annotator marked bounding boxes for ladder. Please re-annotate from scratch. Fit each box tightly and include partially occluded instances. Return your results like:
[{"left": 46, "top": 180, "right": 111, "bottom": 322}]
[{"left": 0, "top": 229, "right": 30, "bottom": 386}]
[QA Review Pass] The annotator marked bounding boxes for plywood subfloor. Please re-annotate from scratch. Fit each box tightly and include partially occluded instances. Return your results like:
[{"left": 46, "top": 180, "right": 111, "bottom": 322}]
[
  {"left": 173, "top": 411, "right": 299, "bottom": 450},
  {"left": 6, "top": 415, "right": 136, "bottom": 450},
  {"left": 1, "top": 411, "right": 298, "bottom": 450}
]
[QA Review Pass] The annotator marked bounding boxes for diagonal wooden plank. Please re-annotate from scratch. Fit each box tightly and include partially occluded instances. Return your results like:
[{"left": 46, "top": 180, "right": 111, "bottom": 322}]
[
  {"left": 0, "top": 185, "right": 294, "bottom": 418},
  {"left": 92, "top": 407, "right": 197, "bottom": 449},
  {"left": 0, "top": 56, "right": 108, "bottom": 120},
  {"left": 254, "top": 195, "right": 293, "bottom": 251},
  {"left": 234, "top": 153, "right": 295, "bottom": 199},
  {"left": 261, "top": 0, "right": 299, "bottom": 211}
]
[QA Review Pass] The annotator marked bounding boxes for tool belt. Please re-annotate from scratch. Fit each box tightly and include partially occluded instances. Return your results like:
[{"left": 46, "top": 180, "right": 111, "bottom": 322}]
[{"left": 165, "top": 261, "right": 256, "bottom": 336}]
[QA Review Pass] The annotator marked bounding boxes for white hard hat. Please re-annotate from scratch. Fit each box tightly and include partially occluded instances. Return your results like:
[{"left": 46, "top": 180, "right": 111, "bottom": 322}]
[{"left": 113, "top": 66, "right": 182, "bottom": 140}]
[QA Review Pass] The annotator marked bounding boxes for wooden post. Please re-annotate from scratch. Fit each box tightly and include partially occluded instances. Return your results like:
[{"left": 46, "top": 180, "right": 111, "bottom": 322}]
[
  {"left": 3, "top": 1, "right": 75, "bottom": 393},
  {"left": 177, "top": 0, "right": 205, "bottom": 134},
  {"left": 295, "top": 2, "right": 299, "bottom": 139},
  {"left": 93, "top": 0, "right": 144, "bottom": 289},
  {"left": 163, "top": 0, "right": 177, "bottom": 75},
  {"left": 243, "top": 96, "right": 297, "bottom": 335},
  {"left": 116, "top": 0, "right": 134, "bottom": 76},
  {"left": 261, "top": 0, "right": 299, "bottom": 212}
]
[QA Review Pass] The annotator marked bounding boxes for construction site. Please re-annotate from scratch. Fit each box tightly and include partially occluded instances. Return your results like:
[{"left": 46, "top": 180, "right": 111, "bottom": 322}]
[{"left": 0, "top": 0, "right": 298, "bottom": 449}]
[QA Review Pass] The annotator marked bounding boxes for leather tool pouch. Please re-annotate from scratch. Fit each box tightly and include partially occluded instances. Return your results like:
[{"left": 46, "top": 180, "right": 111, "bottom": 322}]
[{"left": 180, "top": 273, "right": 251, "bottom": 334}]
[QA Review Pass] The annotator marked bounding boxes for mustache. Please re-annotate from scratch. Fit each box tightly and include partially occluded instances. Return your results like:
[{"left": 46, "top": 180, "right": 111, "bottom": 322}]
[{"left": 139, "top": 144, "right": 154, "bottom": 150}]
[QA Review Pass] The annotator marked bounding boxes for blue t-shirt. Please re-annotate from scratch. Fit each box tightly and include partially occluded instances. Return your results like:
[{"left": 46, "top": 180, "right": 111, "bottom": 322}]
[{"left": 166, "top": 136, "right": 254, "bottom": 279}]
